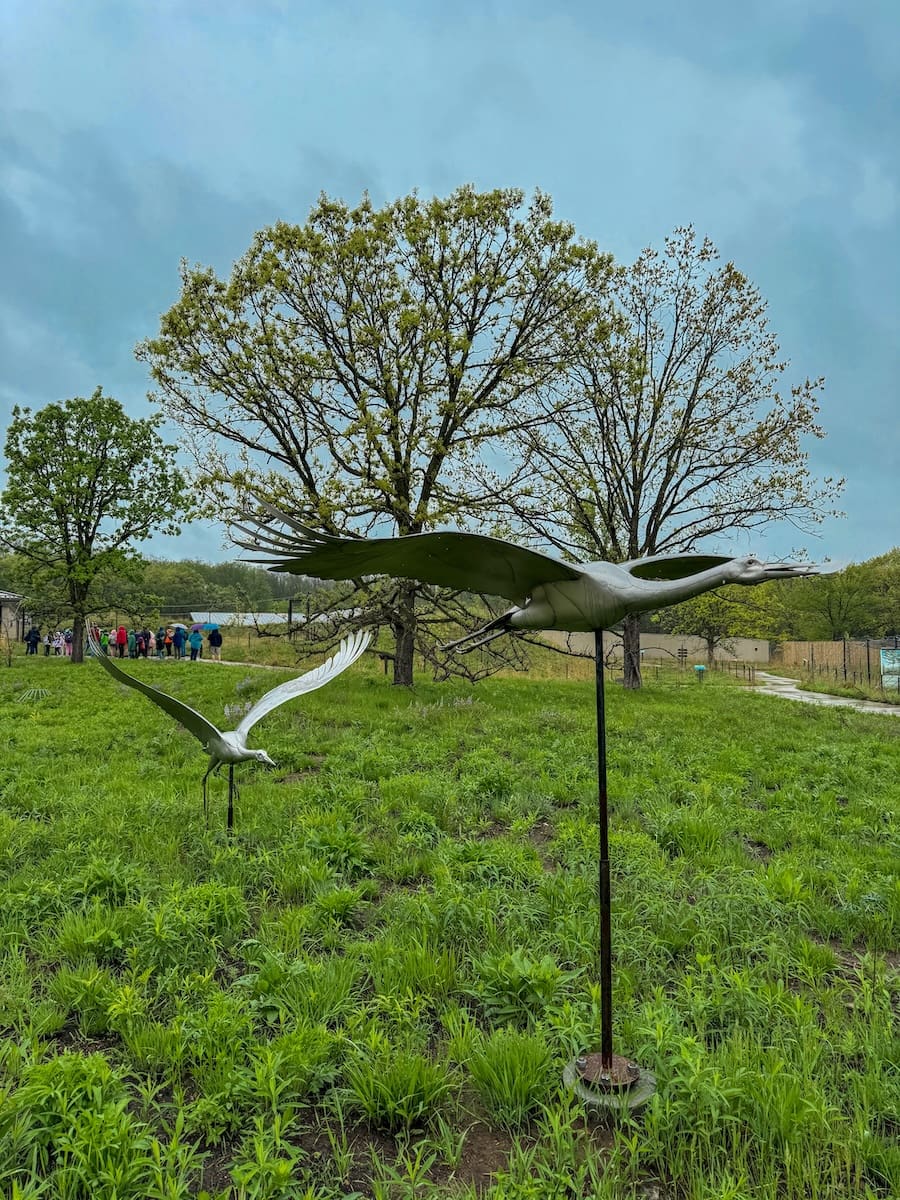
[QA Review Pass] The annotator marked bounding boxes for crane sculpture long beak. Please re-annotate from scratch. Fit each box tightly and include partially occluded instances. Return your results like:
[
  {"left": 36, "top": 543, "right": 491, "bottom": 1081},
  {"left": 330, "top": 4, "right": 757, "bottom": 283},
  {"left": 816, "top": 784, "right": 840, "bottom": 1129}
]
[{"left": 761, "top": 562, "right": 820, "bottom": 578}]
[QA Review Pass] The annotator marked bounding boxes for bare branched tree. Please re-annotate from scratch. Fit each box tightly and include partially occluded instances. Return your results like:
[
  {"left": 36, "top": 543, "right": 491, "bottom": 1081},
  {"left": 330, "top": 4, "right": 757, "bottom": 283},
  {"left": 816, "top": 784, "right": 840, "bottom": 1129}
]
[{"left": 504, "top": 227, "right": 841, "bottom": 687}]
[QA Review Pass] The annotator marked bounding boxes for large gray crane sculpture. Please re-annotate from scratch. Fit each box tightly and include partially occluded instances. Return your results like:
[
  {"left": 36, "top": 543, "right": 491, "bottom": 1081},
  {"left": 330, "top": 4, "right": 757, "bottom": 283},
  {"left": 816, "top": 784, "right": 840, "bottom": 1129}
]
[
  {"left": 233, "top": 510, "right": 815, "bottom": 641},
  {"left": 235, "top": 507, "right": 817, "bottom": 1107},
  {"left": 88, "top": 628, "right": 370, "bottom": 830}
]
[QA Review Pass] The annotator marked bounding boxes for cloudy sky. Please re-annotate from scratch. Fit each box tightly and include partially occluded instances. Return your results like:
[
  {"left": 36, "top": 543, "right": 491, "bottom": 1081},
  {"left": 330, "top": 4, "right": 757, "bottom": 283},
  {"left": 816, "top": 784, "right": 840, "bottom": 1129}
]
[{"left": 1, "top": 0, "right": 897, "bottom": 564}]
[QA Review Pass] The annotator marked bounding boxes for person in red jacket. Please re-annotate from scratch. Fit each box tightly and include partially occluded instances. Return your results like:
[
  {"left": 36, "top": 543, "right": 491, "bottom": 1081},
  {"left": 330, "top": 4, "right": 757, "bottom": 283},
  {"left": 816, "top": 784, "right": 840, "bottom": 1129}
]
[{"left": 115, "top": 625, "right": 128, "bottom": 659}]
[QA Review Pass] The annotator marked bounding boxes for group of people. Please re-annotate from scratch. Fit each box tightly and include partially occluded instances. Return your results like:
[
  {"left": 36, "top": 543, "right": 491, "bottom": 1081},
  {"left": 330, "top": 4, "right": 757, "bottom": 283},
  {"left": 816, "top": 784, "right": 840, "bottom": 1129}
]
[
  {"left": 24, "top": 627, "right": 73, "bottom": 656},
  {"left": 24, "top": 624, "right": 224, "bottom": 662},
  {"left": 94, "top": 625, "right": 224, "bottom": 662}
]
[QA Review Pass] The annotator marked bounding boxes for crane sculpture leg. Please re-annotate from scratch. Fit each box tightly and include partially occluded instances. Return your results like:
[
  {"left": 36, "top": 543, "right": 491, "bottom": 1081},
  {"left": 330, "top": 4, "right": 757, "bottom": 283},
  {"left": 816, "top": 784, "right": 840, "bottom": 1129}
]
[
  {"left": 201, "top": 762, "right": 238, "bottom": 833},
  {"left": 202, "top": 763, "right": 215, "bottom": 829},
  {"left": 227, "top": 765, "right": 237, "bottom": 832}
]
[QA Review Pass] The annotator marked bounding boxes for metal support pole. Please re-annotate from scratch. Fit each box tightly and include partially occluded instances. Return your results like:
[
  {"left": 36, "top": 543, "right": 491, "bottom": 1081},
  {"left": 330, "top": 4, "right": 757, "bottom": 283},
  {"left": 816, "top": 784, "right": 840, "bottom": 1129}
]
[
  {"left": 562, "top": 629, "right": 654, "bottom": 1109},
  {"left": 227, "top": 766, "right": 235, "bottom": 832},
  {"left": 595, "top": 630, "right": 613, "bottom": 1067}
]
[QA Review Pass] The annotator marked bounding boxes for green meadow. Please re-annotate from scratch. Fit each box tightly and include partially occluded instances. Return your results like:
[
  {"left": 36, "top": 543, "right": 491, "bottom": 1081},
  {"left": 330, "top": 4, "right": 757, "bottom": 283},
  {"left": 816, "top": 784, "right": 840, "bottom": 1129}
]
[{"left": 0, "top": 652, "right": 897, "bottom": 1199}]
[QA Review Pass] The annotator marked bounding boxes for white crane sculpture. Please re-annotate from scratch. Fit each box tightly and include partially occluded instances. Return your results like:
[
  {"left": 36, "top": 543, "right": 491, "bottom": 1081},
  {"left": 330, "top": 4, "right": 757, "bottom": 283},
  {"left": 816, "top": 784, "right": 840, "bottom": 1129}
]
[
  {"left": 87, "top": 627, "right": 370, "bottom": 830},
  {"left": 234, "top": 507, "right": 818, "bottom": 1108}
]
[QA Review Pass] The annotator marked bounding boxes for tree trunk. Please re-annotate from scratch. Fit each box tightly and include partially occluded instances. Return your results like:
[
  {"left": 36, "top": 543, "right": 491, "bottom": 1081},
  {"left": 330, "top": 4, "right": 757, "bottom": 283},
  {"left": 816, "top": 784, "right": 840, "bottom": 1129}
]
[
  {"left": 391, "top": 582, "right": 417, "bottom": 686},
  {"left": 621, "top": 614, "right": 642, "bottom": 689},
  {"left": 71, "top": 613, "right": 85, "bottom": 663}
]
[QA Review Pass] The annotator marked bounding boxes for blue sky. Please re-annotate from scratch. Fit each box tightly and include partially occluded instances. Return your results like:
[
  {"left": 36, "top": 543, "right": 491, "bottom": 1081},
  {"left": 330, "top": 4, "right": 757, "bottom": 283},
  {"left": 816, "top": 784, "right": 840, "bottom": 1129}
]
[{"left": 1, "top": 0, "right": 897, "bottom": 565}]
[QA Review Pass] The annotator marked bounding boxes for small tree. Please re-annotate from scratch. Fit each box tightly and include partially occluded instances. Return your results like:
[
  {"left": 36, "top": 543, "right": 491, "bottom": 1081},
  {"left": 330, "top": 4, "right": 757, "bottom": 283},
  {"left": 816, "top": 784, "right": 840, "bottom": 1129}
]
[
  {"left": 0, "top": 390, "right": 191, "bottom": 662},
  {"left": 138, "top": 186, "right": 608, "bottom": 685},
  {"left": 508, "top": 227, "right": 841, "bottom": 687}
]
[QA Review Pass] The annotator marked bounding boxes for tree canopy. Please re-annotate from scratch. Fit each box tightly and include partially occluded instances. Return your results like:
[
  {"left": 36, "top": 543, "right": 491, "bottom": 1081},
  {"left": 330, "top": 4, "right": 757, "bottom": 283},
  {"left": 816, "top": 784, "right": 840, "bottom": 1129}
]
[
  {"left": 0, "top": 390, "right": 191, "bottom": 661},
  {"left": 774, "top": 551, "right": 900, "bottom": 641},
  {"left": 138, "top": 186, "right": 609, "bottom": 684}
]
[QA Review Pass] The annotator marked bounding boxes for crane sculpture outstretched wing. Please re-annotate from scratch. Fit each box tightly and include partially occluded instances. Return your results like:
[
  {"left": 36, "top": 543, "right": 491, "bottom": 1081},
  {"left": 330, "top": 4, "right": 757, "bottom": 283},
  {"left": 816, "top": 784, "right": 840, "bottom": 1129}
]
[
  {"left": 236, "top": 629, "right": 371, "bottom": 736},
  {"left": 233, "top": 506, "right": 584, "bottom": 604},
  {"left": 86, "top": 628, "right": 222, "bottom": 748},
  {"left": 619, "top": 554, "right": 738, "bottom": 581}
]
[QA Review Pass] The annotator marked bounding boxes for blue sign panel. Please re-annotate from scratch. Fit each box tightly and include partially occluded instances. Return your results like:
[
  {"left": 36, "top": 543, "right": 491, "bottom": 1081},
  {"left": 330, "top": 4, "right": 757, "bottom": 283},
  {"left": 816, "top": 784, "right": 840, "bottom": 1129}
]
[{"left": 879, "top": 648, "right": 900, "bottom": 691}]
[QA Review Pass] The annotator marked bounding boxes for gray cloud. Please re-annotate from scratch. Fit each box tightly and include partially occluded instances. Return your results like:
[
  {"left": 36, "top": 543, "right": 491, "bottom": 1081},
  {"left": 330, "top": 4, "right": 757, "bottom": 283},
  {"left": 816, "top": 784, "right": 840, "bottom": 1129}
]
[{"left": 1, "top": 0, "right": 897, "bottom": 563}]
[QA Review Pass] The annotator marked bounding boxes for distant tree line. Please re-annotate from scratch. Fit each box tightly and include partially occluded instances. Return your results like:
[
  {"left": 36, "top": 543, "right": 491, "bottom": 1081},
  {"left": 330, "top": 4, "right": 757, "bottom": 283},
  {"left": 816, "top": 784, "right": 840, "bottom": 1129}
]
[{"left": 0, "top": 549, "right": 310, "bottom": 629}]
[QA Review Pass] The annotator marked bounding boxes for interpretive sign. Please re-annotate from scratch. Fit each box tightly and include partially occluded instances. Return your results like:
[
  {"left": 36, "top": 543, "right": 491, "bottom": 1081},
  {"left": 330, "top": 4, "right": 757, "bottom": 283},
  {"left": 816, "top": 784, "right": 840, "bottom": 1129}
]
[{"left": 879, "top": 648, "right": 900, "bottom": 691}]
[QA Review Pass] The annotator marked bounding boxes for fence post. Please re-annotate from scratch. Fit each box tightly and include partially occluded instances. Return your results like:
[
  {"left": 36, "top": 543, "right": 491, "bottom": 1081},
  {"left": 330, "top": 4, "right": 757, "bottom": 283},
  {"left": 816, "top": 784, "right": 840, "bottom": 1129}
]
[{"left": 866, "top": 639, "right": 871, "bottom": 685}]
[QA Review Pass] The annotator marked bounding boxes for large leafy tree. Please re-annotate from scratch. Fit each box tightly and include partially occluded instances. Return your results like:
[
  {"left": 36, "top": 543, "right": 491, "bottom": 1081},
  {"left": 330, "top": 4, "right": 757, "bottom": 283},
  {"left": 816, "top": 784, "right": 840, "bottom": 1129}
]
[
  {"left": 0, "top": 389, "right": 191, "bottom": 661},
  {"left": 506, "top": 227, "right": 841, "bottom": 687},
  {"left": 138, "top": 186, "right": 609, "bottom": 684},
  {"left": 775, "top": 560, "right": 889, "bottom": 640}
]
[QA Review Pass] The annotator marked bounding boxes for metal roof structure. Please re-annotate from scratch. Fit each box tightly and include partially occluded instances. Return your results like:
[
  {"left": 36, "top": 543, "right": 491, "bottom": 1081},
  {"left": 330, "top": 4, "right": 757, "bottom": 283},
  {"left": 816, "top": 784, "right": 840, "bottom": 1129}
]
[{"left": 190, "top": 611, "right": 287, "bottom": 627}]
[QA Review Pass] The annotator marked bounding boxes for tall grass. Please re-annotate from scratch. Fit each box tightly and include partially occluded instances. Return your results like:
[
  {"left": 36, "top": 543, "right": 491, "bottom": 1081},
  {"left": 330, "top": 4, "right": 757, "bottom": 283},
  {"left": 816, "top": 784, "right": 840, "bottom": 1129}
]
[{"left": 0, "top": 653, "right": 896, "bottom": 1196}]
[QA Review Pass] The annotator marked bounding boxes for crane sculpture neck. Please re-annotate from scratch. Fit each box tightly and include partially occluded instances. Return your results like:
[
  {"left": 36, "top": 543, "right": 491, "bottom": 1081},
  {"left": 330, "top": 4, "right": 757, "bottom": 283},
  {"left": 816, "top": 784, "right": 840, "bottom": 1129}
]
[{"left": 637, "top": 563, "right": 733, "bottom": 612}]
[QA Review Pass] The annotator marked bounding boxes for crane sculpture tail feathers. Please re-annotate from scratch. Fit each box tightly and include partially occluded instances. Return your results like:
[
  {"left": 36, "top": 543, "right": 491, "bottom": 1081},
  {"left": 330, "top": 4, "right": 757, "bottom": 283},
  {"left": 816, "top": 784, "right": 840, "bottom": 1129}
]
[{"left": 442, "top": 609, "right": 515, "bottom": 653}]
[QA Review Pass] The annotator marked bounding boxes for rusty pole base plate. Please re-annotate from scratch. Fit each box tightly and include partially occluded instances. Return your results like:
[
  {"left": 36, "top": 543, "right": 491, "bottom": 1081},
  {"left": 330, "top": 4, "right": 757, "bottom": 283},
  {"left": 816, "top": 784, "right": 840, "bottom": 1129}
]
[
  {"left": 576, "top": 1053, "right": 640, "bottom": 1090},
  {"left": 563, "top": 1053, "right": 657, "bottom": 1113}
]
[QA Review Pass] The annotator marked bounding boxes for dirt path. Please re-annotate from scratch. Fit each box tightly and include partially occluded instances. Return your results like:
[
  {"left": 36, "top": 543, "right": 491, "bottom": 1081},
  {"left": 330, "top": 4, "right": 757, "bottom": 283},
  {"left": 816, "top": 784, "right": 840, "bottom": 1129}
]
[{"left": 753, "top": 671, "right": 900, "bottom": 717}]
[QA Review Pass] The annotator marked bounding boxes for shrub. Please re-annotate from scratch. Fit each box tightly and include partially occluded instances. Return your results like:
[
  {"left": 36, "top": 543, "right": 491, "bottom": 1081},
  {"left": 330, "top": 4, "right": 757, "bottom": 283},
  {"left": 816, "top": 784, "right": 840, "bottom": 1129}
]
[{"left": 470, "top": 950, "right": 576, "bottom": 1025}]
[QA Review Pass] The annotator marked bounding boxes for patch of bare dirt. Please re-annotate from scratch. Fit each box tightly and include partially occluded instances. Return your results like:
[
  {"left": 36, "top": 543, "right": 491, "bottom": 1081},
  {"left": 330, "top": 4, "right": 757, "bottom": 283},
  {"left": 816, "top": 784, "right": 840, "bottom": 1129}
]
[
  {"left": 529, "top": 819, "right": 557, "bottom": 870},
  {"left": 743, "top": 837, "right": 773, "bottom": 861},
  {"left": 48, "top": 1028, "right": 121, "bottom": 1057}
]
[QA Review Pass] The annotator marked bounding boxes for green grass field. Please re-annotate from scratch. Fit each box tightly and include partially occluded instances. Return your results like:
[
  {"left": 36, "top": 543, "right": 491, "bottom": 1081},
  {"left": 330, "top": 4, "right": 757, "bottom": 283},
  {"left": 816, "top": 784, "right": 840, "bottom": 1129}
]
[{"left": 0, "top": 651, "right": 897, "bottom": 1199}]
